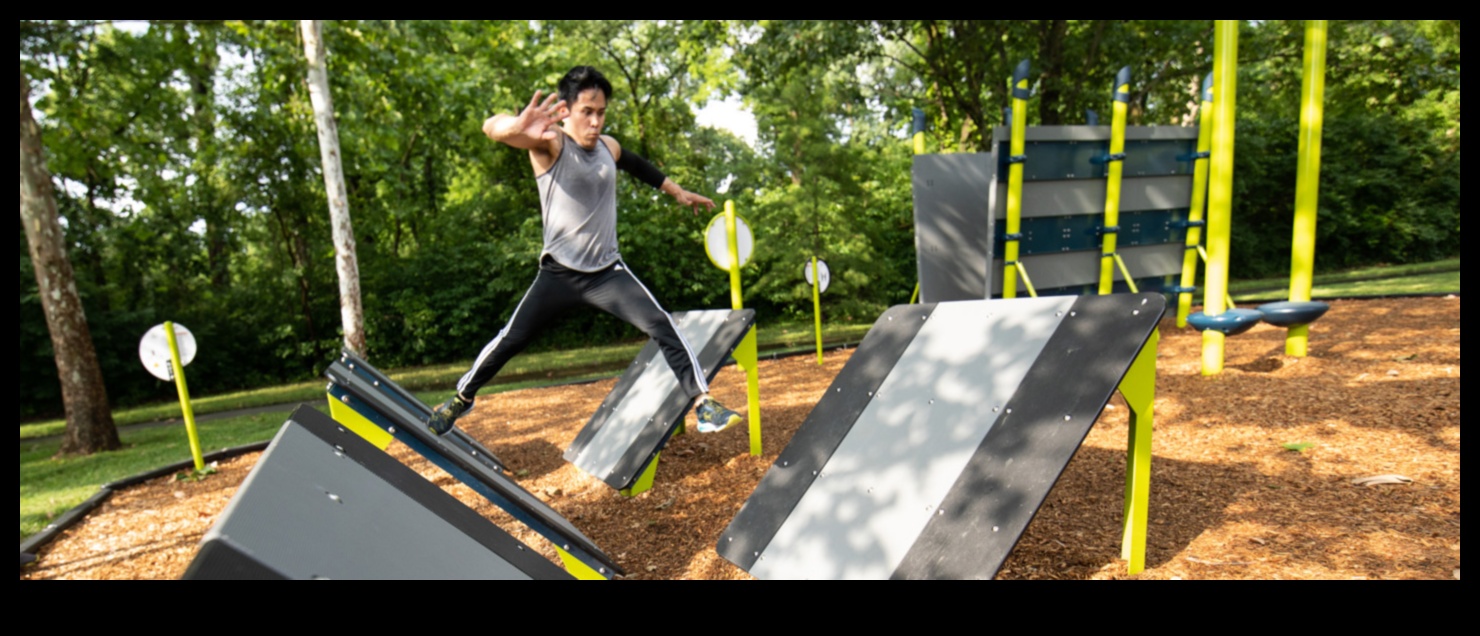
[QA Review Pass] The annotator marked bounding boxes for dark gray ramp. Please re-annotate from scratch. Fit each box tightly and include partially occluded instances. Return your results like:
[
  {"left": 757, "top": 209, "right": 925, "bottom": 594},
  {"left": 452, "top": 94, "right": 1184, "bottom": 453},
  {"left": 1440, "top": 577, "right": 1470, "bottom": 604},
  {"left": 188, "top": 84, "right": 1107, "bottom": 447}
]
[
  {"left": 718, "top": 293, "right": 1162, "bottom": 579},
  {"left": 183, "top": 406, "right": 571, "bottom": 580},
  {"left": 565, "top": 309, "right": 755, "bottom": 491},
  {"left": 326, "top": 351, "right": 621, "bottom": 577}
]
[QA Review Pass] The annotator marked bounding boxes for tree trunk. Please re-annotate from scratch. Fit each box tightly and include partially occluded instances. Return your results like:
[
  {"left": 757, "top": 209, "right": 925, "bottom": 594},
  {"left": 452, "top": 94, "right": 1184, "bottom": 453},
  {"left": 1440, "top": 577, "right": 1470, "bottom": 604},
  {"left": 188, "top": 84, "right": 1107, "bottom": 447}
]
[
  {"left": 300, "top": 20, "right": 366, "bottom": 358},
  {"left": 19, "top": 64, "right": 119, "bottom": 456}
]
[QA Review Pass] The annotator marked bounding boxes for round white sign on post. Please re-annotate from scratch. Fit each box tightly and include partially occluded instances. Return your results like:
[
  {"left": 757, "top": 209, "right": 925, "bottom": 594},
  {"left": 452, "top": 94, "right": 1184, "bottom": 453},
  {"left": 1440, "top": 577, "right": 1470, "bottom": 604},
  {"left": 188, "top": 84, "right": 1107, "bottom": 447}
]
[
  {"left": 803, "top": 259, "right": 831, "bottom": 294},
  {"left": 704, "top": 213, "right": 754, "bottom": 272},
  {"left": 139, "top": 323, "right": 196, "bottom": 381}
]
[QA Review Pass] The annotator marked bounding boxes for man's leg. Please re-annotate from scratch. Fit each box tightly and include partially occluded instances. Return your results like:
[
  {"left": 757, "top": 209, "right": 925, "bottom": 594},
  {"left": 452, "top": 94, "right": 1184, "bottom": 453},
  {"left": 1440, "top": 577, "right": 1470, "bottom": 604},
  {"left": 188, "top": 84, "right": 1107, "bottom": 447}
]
[
  {"left": 581, "top": 260, "right": 742, "bottom": 433},
  {"left": 428, "top": 263, "right": 578, "bottom": 434}
]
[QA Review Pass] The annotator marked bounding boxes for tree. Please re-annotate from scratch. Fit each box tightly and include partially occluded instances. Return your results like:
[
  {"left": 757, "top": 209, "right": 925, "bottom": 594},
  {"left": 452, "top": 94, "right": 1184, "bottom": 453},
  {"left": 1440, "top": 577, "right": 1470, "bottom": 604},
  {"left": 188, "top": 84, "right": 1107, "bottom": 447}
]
[
  {"left": 301, "top": 20, "right": 366, "bottom": 357},
  {"left": 19, "top": 64, "right": 120, "bottom": 455}
]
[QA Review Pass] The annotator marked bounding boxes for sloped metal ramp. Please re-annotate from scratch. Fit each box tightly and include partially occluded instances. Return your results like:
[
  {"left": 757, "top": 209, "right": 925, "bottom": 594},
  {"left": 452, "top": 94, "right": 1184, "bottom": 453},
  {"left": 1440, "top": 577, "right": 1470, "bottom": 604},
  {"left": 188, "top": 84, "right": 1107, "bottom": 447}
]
[
  {"left": 326, "top": 351, "right": 622, "bottom": 578},
  {"left": 183, "top": 406, "right": 572, "bottom": 580},
  {"left": 718, "top": 294, "right": 1162, "bottom": 579},
  {"left": 564, "top": 308, "right": 755, "bottom": 492}
]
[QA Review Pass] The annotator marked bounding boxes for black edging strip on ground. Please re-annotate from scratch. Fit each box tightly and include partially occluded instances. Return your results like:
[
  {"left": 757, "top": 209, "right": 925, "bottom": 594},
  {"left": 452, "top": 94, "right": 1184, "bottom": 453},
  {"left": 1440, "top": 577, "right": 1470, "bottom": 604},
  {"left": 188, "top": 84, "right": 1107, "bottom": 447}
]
[{"left": 20, "top": 441, "right": 271, "bottom": 567}]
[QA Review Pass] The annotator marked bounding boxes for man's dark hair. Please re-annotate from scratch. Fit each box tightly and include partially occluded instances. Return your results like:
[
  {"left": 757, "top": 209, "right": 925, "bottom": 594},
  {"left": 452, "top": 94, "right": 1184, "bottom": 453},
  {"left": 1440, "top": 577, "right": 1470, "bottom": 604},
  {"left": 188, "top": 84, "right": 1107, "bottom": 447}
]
[{"left": 558, "top": 66, "right": 613, "bottom": 105}]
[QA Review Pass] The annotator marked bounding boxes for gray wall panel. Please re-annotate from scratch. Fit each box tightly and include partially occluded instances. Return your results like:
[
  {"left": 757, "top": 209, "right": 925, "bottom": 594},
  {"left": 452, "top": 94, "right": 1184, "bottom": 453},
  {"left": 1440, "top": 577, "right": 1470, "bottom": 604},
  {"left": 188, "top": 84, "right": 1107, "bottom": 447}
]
[
  {"left": 989, "top": 243, "right": 1185, "bottom": 294},
  {"left": 995, "top": 176, "right": 1194, "bottom": 219},
  {"left": 912, "top": 154, "right": 998, "bottom": 303}
]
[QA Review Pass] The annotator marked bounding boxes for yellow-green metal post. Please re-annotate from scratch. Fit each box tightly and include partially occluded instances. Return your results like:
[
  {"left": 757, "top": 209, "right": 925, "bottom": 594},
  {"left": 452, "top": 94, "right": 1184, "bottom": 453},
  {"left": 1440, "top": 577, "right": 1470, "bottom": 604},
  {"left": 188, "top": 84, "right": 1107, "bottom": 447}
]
[
  {"left": 911, "top": 108, "right": 925, "bottom": 302},
  {"left": 1178, "top": 73, "right": 1215, "bottom": 327},
  {"left": 1287, "top": 20, "right": 1328, "bottom": 357},
  {"left": 912, "top": 107, "right": 927, "bottom": 156},
  {"left": 812, "top": 256, "right": 823, "bottom": 365},
  {"left": 1002, "top": 59, "right": 1031, "bottom": 299},
  {"left": 1118, "top": 328, "right": 1157, "bottom": 575},
  {"left": 725, "top": 201, "right": 742, "bottom": 310},
  {"left": 1099, "top": 66, "right": 1132, "bottom": 295},
  {"left": 1202, "top": 20, "right": 1239, "bottom": 376},
  {"left": 164, "top": 321, "right": 205, "bottom": 471},
  {"left": 725, "top": 201, "right": 762, "bottom": 456}
]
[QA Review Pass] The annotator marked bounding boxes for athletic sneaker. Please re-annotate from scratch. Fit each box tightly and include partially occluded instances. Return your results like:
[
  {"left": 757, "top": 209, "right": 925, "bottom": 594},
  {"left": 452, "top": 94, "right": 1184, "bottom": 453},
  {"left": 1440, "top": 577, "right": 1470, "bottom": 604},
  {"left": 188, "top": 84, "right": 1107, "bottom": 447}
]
[
  {"left": 694, "top": 396, "right": 743, "bottom": 434},
  {"left": 428, "top": 395, "right": 473, "bottom": 436}
]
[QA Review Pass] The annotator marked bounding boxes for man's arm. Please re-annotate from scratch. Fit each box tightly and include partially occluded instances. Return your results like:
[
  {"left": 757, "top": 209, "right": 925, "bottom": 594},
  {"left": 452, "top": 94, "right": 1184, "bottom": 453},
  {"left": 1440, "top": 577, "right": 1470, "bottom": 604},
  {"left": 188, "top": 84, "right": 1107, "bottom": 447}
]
[
  {"left": 482, "top": 90, "right": 566, "bottom": 155},
  {"left": 606, "top": 136, "right": 716, "bottom": 216}
]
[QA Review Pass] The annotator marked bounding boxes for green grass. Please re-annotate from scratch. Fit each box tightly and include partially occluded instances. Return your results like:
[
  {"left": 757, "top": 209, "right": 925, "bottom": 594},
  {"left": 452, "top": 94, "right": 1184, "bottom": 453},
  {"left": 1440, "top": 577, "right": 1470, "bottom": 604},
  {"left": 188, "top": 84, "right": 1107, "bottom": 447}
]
[
  {"left": 20, "top": 408, "right": 308, "bottom": 540},
  {"left": 17, "top": 258, "right": 1456, "bottom": 541},
  {"left": 1228, "top": 257, "right": 1459, "bottom": 300},
  {"left": 19, "top": 320, "right": 873, "bottom": 441},
  {"left": 1232, "top": 270, "right": 1459, "bottom": 303}
]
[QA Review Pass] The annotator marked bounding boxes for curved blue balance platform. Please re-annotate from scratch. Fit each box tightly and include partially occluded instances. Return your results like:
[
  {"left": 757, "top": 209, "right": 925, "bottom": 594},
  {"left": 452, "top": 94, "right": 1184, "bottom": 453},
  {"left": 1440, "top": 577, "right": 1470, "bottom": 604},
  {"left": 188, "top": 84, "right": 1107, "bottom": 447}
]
[
  {"left": 1187, "top": 308, "right": 1264, "bottom": 335},
  {"left": 1257, "top": 301, "right": 1330, "bottom": 327}
]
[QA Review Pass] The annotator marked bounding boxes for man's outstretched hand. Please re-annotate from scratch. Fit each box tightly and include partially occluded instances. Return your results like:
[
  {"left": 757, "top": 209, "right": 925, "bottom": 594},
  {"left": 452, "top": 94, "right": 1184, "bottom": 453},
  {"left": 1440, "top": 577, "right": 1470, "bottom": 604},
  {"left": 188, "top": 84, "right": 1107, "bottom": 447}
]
[
  {"left": 520, "top": 90, "right": 567, "bottom": 139},
  {"left": 662, "top": 182, "right": 716, "bottom": 216},
  {"left": 485, "top": 90, "right": 567, "bottom": 146}
]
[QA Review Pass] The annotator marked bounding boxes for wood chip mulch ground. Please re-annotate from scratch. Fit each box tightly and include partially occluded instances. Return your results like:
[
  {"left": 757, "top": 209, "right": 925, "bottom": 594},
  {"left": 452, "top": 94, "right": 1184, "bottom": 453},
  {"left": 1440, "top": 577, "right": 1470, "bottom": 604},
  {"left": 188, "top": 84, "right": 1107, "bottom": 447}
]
[{"left": 21, "top": 296, "right": 1460, "bottom": 580}]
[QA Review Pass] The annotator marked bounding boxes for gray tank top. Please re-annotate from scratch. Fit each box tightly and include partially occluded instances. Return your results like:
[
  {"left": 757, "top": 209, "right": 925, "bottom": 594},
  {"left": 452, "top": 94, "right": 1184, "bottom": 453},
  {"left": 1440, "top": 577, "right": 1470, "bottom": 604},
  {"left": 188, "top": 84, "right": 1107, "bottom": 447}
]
[{"left": 535, "top": 136, "right": 620, "bottom": 272}]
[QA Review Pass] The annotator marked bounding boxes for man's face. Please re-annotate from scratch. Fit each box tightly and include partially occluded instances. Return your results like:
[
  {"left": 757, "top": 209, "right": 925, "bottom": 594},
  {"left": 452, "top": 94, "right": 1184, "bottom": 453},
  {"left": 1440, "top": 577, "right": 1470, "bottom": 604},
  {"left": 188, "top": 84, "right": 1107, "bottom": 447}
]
[{"left": 564, "top": 88, "right": 607, "bottom": 149}]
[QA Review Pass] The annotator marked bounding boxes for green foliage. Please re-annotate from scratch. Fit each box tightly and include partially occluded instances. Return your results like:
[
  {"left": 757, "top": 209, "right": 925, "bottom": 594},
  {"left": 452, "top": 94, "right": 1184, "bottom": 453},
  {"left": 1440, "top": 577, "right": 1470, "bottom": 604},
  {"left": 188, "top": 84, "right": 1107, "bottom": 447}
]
[
  {"left": 1230, "top": 20, "right": 1460, "bottom": 279},
  {"left": 17, "top": 20, "right": 1461, "bottom": 421}
]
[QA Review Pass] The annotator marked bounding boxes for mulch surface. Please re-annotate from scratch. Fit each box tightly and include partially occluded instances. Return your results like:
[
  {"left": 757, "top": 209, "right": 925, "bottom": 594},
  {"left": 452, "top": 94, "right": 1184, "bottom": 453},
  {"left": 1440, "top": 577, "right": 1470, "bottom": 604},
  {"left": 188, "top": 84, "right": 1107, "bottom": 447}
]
[{"left": 21, "top": 296, "right": 1461, "bottom": 580}]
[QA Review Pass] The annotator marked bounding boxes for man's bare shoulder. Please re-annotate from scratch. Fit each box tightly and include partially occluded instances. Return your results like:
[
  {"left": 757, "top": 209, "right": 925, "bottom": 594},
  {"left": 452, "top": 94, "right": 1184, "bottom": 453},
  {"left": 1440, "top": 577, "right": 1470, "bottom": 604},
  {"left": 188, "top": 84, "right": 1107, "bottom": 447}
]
[{"left": 599, "top": 135, "right": 621, "bottom": 161}]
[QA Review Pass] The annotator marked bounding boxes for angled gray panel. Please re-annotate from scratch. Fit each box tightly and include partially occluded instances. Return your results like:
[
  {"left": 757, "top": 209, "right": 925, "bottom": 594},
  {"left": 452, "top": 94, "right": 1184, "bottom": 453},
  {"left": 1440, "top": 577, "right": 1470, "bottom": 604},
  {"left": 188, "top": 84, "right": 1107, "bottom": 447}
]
[
  {"left": 912, "top": 153, "right": 998, "bottom": 303},
  {"left": 895, "top": 293, "right": 1165, "bottom": 578},
  {"left": 747, "top": 297, "right": 1075, "bottom": 579},
  {"left": 719, "top": 294, "right": 1163, "bottom": 580},
  {"left": 185, "top": 407, "right": 569, "bottom": 580},
  {"left": 566, "top": 309, "right": 752, "bottom": 489},
  {"left": 717, "top": 304, "right": 935, "bottom": 570}
]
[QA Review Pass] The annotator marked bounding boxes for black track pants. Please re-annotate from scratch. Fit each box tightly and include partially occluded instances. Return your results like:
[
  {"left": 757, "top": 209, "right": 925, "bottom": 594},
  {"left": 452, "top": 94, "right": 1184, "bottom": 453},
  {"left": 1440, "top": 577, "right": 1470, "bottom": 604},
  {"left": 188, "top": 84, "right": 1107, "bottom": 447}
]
[{"left": 455, "top": 257, "right": 708, "bottom": 401}]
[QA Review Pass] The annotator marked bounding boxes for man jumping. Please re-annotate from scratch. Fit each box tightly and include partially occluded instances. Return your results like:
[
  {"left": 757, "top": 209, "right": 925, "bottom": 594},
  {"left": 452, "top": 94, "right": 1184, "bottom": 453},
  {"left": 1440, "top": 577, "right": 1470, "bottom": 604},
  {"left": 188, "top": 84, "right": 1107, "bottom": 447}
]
[{"left": 428, "top": 65, "right": 743, "bottom": 437}]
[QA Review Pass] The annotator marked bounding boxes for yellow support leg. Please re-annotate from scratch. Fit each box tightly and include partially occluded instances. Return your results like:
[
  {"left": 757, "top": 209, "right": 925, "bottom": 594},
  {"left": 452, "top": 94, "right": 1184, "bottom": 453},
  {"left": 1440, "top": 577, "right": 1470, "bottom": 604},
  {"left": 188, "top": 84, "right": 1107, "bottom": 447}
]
[
  {"left": 1118, "top": 328, "right": 1158, "bottom": 575},
  {"left": 1013, "top": 261, "right": 1039, "bottom": 298},
  {"left": 734, "top": 325, "right": 762, "bottom": 456},
  {"left": 556, "top": 547, "right": 612, "bottom": 580},
  {"left": 1286, "top": 323, "right": 1311, "bottom": 357},
  {"left": 327, "top": 393, "right": 395, "bottom": 450},
  {"left": 1112, "top": 253, "right": 1140, "bottom": 294},
  {"left": 621, "top": 451, "right": 661, "bottom": 498}
]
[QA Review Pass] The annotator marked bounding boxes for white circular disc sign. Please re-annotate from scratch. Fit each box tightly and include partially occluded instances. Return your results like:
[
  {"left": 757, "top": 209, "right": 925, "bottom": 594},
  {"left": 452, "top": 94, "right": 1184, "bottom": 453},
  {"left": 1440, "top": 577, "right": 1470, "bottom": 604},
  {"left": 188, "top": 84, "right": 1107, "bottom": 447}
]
[
  {"left": 803, "top": 259, "right": 831, "bottom": 294},
  {"left": 704, "top": 213, "right": 754, "bottom": 271},
  {"left": 139, "top": 323, "right": 196, "bottom": 381}
]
